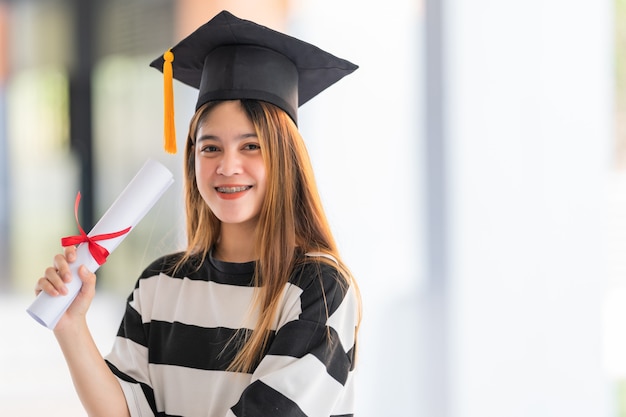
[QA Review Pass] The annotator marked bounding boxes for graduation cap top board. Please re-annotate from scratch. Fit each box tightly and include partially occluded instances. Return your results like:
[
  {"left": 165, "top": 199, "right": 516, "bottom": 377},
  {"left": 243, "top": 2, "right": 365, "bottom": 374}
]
[{"left": 150, "top": 10, "right": 359, "bottom": 154}]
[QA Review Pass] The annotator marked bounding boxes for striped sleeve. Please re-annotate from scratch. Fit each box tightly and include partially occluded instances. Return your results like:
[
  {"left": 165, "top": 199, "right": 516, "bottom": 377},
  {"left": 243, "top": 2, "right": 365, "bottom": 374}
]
[
  {"left": 231, "top": 263, "right": 359, "bottom": 417},
  {"left": 104, "top": 257, "right": 172, "bottom": 417},
  {"left": 105, "top": 292, "right": 158, "bottom": 417}
]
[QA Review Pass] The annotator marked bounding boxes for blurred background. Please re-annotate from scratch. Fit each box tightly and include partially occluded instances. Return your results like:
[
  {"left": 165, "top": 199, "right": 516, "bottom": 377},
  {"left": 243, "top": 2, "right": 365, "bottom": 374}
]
[{"left": 0, "top": 0, "right": 622, "bottom": 415}]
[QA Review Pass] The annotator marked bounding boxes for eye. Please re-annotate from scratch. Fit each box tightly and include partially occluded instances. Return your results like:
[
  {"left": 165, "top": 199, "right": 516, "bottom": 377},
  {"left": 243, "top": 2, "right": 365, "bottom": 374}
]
[
  {"left": 199, "top": 144, "right": 220, "bottom": 153},
  {"left": 243, "top": 143, "right": 261, "bottom": 151}
]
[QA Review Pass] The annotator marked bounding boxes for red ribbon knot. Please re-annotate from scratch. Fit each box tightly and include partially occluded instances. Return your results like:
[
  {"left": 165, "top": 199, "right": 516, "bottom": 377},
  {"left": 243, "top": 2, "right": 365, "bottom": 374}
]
[{"left": 60, "top": 192, "right": 131, "bottom": 265}]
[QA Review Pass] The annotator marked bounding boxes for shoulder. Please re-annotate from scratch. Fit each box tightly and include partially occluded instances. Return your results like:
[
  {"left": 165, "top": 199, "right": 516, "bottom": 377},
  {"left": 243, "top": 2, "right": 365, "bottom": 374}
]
[
  {"left": 138, "top": 251, "right": 204, "bottom": 280},
  {"left": 290, "top": 256, "right": 343, "bottom": 288},
  {"left": 289, "top": 255, "right": 353, "bottom": 316}
]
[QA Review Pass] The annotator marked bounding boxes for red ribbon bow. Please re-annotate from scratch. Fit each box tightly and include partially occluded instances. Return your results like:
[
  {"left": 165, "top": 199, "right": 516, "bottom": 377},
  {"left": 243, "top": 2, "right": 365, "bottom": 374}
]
[{"left": 61, "top": 192, "right": 132, "bottom": 265}]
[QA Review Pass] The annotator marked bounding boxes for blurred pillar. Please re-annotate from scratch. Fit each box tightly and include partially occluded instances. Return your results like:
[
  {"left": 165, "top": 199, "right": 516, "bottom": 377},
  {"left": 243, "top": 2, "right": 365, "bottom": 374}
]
[
  {"left": 69, "top": 0, "right": 95, "bottom": 230},
  {"left": 424, "top": 0, "right": 450, "bottom": 414},
  {"left": 174, "top": 0, "right": 289, "bottom": 36},
  {"left": 445, "top": 0, "right": 613, "bottom": 415},
  {"left": 0, "top": 1, "right": 9, "bottom": 291}
]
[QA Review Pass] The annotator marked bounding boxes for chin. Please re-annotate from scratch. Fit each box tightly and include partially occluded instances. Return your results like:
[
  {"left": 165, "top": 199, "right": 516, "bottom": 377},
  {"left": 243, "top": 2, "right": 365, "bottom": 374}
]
[{"left": 216, "top": 214, "right": 259, "bottom": 226}]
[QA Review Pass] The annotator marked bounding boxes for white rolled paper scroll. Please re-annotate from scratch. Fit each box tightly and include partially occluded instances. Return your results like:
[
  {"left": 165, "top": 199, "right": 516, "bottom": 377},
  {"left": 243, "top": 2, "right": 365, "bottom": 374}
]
[{"left": 27, "top": 158, "right": 174, "bottom": 329}]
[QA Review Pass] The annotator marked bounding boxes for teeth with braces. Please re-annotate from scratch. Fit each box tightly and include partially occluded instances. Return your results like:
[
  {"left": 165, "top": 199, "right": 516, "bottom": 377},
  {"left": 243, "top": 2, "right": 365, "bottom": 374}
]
[{"left": 216, "top": 186, "right": 251, "bottom": 193}]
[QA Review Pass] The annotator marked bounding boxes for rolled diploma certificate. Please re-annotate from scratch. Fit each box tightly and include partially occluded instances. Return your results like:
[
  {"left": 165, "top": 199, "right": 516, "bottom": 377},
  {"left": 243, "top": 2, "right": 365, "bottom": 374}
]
[{"left": 26, "top": 158, "right": 174, "bottom": 329}]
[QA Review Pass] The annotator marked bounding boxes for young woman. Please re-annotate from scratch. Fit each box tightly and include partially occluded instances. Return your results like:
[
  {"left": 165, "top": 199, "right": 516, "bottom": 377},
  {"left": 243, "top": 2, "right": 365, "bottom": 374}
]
[{"left": 35, "top": 11, "right": 361, "bottom": 417}]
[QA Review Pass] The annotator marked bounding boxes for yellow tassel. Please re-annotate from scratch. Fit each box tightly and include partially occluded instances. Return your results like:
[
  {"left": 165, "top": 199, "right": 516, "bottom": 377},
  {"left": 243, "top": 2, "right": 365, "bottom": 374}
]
[{"left": 163, "top": 49, "right": 176, "bottom": 154}]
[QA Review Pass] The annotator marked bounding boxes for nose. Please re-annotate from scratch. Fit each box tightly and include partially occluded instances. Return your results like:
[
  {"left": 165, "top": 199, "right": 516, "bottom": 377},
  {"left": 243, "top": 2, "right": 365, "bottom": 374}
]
[{"left": 216, "top": 149, "right": 242, "bottom": 176}]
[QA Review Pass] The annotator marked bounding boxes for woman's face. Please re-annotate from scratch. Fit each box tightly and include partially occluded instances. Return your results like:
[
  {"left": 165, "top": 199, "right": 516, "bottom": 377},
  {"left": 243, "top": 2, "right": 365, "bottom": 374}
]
[{"left": 194, "top": 100, "right": 267, "bottom": 228}]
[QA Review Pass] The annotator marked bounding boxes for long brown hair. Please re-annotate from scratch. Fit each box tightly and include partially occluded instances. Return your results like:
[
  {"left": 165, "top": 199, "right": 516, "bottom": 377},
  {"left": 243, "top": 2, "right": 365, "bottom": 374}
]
[{"left": 180, "top": 99, "right": 360, "bottom": 372}]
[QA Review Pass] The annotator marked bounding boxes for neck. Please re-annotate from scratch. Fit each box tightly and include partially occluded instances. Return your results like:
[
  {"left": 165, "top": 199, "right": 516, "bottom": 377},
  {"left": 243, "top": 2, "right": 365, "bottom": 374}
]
[{"left": 215, "top": 222, "right": 257, "bottom": 263}]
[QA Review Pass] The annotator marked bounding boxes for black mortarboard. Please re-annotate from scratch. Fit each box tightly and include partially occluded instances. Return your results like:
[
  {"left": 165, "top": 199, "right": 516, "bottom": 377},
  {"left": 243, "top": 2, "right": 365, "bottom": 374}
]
[{"left": 150, "top": 10, "right": 358, "bottom": 153}]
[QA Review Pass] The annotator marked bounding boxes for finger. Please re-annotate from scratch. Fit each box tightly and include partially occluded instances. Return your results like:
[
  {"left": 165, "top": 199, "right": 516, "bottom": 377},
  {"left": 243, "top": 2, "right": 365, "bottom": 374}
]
[
  {"left": 34, "top": 277, "right": 45, "bottom": 296},
  {"left": 75, "top": 266, "right": 97, "bottom": 302},
  {"left": 37, "top": 270, "right": 67, "bottom": 296},
  {"left": 45, "top": 265, "right": 68, "bottom": 295},
  {"left": 77, "top": 265, "right": 96, "bottom": 287},
  {"left": 63, "top": 245, "right": 77, "bottom": 263},
  {"left": 53, "top": 253, "right": 73, "bottom": 284}
]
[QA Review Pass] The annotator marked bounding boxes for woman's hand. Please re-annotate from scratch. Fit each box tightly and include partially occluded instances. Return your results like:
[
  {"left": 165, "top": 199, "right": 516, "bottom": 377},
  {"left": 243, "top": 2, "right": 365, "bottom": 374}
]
[
  {"left": 35, "top": 247, "right": 130, "bottom": 416},
  {"left": 34, "top": 246, "right": 97, "bottom": 330}
]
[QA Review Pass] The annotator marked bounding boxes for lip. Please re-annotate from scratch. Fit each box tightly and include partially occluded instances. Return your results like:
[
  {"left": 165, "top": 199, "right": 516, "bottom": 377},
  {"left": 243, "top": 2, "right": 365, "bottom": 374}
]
[{"left": 215, "top": 184, "right": 252, "bottom": 200}]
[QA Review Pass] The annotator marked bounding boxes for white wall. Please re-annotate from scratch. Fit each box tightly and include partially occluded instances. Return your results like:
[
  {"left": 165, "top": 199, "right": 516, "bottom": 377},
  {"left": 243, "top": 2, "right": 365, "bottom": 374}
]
[
  {"left": 289, "top": 0, "right": 425, "bottom": 415},
  {"left": 446, "top": 0, "right": 614, "bottom": 416},
  {"left": 293, "top": 0, "right": 615, "bottom": 415}
]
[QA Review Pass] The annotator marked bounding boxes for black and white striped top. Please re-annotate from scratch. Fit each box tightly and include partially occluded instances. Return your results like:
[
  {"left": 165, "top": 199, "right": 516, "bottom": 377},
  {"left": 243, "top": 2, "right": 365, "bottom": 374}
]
[{"left": 104, "top": 251, "right": 358, "bottom": 417}]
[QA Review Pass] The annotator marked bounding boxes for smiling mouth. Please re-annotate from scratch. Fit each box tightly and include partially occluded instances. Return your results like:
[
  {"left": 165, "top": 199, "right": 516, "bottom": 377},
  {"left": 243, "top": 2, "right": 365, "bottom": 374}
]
[{"left": 216, "top": 186, "right": 252, "bottom": 194}]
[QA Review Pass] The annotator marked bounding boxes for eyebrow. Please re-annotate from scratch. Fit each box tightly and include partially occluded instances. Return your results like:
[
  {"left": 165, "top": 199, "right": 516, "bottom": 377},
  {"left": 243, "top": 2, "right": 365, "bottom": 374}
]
[{"left": 196, "top": 132, "right": 258, "bottom": 143}]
